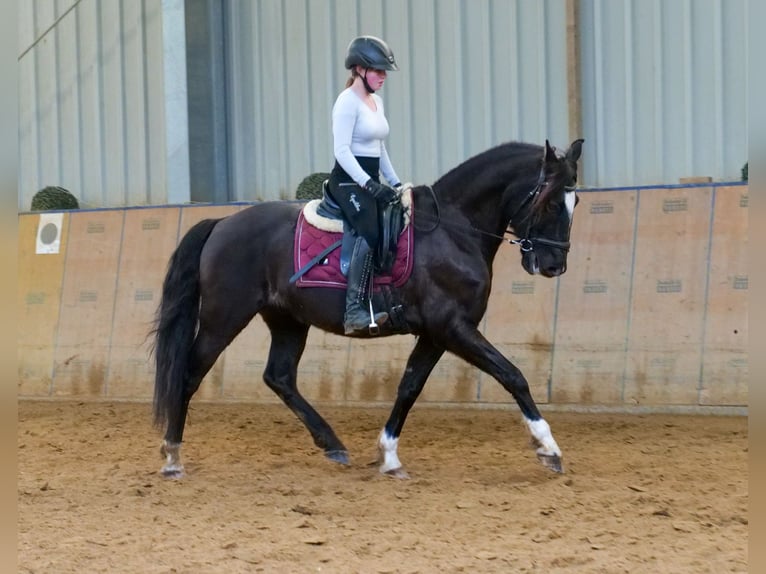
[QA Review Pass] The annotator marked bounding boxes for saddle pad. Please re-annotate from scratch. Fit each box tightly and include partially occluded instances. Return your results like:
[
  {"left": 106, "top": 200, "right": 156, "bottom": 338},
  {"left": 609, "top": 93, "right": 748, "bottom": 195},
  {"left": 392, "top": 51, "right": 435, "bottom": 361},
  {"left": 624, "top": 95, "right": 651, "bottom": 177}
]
[{"left": 293, "top": 210, "right": 414, "bottom": 290}]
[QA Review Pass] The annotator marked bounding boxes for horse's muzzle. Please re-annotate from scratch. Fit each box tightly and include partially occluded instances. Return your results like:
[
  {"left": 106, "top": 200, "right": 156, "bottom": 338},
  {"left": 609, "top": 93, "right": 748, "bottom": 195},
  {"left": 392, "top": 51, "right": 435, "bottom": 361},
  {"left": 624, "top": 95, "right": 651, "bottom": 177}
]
[
  {"left": 521, "top": 250, "right": 566, "bottom": 277},
  {"left": 541, "top": 264, "right": 566, "bottom": 278},
  {"left": 515, "top": 236, "right": 569, "bottom": 277}
]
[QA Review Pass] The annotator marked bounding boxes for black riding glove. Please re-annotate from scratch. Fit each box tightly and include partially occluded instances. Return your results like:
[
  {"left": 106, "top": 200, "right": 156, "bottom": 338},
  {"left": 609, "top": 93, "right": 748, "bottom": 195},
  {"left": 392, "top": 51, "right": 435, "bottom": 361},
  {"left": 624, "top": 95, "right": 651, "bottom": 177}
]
[{"left": 365, "top": 180, "right": 398, "bottom": 204}]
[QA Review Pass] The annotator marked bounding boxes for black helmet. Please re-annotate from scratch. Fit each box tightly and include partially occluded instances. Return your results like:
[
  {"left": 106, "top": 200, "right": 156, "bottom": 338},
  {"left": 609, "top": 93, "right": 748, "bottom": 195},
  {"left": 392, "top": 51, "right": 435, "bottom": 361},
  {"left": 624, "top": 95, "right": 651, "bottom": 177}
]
[{"left": 344, "top": 36, "right": 399, "bottom": 71}]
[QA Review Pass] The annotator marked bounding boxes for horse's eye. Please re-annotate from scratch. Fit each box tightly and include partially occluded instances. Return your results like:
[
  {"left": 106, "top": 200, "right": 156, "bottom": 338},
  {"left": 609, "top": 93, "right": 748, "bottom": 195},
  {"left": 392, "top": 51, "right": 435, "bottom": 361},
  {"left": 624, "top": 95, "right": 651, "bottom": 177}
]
[{"left": 545, "top": 201, "right": 560, "bottom": 214}]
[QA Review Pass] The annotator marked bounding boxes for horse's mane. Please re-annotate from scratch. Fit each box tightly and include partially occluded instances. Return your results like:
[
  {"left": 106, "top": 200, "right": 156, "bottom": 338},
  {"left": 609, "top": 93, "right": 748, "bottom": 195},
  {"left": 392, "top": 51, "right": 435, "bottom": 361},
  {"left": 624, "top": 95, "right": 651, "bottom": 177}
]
[
  {"left": 430, "top": 140, "right": 571, "bottom": 226},
  {"left": 433, "top": 141, "right": 543, "bottom": 192}
]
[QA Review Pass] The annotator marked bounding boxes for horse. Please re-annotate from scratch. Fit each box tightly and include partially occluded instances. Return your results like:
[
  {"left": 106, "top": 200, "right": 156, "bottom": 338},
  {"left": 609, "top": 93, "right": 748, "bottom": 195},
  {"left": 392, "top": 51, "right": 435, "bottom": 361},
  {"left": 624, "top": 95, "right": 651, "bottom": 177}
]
[{"left": 152, "top": 138, "right": 584, "bottom": 479}]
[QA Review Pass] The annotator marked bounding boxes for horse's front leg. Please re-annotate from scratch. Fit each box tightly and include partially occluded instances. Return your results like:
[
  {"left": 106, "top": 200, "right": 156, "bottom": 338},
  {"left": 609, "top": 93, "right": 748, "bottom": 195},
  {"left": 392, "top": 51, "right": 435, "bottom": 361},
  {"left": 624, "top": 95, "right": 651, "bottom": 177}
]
[
  {"left": 378, "top": 336, "right": 445, "bottom": 479},
  {"left": 444, "top": 325, "right": 564, "bottom": 473},
  {"left": 261, "top": 314, "right": 349, "bottom": 464}
]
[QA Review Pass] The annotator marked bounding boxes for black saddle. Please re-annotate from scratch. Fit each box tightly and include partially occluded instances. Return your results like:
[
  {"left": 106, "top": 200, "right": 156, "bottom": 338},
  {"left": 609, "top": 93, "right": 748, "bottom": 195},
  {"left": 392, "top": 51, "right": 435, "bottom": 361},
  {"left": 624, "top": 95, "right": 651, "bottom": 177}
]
[{"left": 317, "top": 180, "right": 404, "bottom": 275}]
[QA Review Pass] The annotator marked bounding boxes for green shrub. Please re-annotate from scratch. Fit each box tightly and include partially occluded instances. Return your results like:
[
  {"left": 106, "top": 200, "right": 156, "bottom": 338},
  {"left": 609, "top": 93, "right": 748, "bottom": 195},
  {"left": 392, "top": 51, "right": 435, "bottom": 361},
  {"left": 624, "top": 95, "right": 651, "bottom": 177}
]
[
  {"left": 295, "top": 172, "right": 330, "bottom": 200},
  {"left": 742, "top": 162, "right": 748, "bottom": 181},
  {"left": 31, "top": 186, "right": 80, "bottom": 211}
]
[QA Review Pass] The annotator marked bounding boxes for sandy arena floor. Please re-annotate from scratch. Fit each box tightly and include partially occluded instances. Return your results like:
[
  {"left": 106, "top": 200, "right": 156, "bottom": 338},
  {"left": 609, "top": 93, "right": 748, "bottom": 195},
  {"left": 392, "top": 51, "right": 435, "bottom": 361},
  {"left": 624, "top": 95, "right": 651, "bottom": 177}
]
[{"left": 18, "top": 400, "right": 747, "bottom": 573}]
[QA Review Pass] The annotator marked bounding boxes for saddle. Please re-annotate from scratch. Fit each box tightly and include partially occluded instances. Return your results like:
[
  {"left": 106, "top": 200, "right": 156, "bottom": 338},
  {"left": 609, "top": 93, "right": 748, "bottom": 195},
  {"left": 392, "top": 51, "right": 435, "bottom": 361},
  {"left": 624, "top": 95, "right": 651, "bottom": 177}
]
[{"left": 291, "top": 182, "right": 414, "bottom": 289}]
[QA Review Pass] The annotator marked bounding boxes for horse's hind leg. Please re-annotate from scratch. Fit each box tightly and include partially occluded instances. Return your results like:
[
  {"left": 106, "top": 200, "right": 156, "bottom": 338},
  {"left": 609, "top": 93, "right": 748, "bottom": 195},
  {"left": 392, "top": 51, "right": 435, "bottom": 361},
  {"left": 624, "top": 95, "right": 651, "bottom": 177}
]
[
  {"left": 161, "top": 323, "right": 248, "bottom": 477},
  {"left": 377, "top": 336, "right": 445, "bottom": 478},
  {"left": 261, "top": 312, "right": 349, "bottom": 464}
]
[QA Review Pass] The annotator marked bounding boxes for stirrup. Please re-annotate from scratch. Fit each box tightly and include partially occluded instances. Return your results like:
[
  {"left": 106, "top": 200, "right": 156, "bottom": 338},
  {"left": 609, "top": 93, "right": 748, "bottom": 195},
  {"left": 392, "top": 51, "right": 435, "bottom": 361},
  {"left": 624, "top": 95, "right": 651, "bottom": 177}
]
[
  {"left": 343, "top": 307, "right": 388, "bottom": 335},
  {"left": 368, "top": 299, "right": 383, "bottom": 335},
  {"left": 344, "top": 314, "right": 388, "bottom": 335}
]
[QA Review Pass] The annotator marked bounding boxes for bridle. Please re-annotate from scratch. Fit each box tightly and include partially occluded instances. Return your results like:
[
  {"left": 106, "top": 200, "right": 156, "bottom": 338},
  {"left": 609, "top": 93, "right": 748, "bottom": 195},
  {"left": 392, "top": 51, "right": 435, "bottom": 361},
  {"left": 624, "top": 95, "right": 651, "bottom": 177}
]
[
  {"left": 415, "top": 166, "right": 574, "bottom": 254},
  {"left": 504, "top": 166, "right": 572, "bottom": 254}
]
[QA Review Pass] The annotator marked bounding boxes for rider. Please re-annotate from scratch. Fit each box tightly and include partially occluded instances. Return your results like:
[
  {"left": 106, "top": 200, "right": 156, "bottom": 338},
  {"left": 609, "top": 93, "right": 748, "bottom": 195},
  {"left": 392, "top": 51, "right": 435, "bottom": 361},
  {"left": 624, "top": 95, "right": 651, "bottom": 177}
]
[{"left": 328, "top": 35, "right": 403, "bottom": 335}]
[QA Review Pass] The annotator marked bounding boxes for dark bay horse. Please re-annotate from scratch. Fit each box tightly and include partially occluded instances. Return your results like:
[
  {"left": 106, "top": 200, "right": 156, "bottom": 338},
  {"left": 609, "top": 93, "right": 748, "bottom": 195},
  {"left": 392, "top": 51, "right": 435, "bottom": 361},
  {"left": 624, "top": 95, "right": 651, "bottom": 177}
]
[{"left": 153, "top": 138, "right": 584, "bottom": 479}]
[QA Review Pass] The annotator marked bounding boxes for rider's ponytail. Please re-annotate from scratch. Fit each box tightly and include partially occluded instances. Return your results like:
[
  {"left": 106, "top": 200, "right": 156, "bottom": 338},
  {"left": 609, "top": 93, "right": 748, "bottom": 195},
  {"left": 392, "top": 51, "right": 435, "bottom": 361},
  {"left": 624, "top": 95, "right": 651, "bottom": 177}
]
[{"left": 345, "top": 68, "right": 359, "bottom": 88}]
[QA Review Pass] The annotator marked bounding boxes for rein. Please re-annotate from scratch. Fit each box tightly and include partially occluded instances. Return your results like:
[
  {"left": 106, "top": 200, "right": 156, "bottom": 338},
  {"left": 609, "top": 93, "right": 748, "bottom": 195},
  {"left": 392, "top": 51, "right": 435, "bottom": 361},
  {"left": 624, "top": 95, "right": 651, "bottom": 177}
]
[{"left": 413, "top": 168, "right": 571, "bottom": 253}]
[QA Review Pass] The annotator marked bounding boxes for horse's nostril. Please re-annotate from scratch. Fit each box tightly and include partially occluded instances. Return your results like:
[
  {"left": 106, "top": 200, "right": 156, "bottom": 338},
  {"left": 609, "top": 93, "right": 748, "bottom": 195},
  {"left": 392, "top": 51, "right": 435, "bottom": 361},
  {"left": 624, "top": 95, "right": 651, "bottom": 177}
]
[{"left": 546, "top": 266, "right": 563, "bottom": 277}]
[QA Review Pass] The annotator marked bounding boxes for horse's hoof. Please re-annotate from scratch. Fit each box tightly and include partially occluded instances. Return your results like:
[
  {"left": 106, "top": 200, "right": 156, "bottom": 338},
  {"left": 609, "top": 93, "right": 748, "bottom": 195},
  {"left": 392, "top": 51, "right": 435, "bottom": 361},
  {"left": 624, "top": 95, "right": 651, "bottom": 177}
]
[
  {"left": 325, "top": 449, "right": 350, "bottom": 465},
  {"left": 381, "top": 467, "right": 410, "bottom": 480},
  {"left": 160, "top": 465, "right": 185, "bottom": 479},
  {"left": 537, "top": 453, "right": 564, "bottom": 474}
]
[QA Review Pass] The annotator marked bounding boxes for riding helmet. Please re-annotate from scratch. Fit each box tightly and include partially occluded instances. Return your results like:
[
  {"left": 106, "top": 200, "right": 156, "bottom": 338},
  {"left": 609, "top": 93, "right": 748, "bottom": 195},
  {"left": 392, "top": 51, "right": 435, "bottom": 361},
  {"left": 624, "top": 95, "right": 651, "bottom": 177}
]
[{"left": 344, "top": 36, "right": 399, "bottom": 71}]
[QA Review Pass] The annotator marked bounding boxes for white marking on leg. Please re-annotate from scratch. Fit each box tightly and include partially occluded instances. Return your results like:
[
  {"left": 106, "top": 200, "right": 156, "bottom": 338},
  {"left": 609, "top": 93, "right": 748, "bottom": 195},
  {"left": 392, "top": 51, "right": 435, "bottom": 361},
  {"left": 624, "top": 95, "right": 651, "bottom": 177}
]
[
  {"left": 160, "top": 440, "right": 185, "bottom": 478},
  {"left": 523, "top": 417, "right": 562, "bottom": 457},
  {"left": 377, "top": 429, "right": 403, "bottom": 474}
]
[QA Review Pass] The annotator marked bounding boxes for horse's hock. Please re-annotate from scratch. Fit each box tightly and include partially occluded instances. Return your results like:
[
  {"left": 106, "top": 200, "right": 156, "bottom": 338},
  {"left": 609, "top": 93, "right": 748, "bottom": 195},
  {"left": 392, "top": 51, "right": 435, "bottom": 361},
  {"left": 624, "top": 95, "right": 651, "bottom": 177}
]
[{"left": 18, "top": 183, "right": 747, "bottom": 411}]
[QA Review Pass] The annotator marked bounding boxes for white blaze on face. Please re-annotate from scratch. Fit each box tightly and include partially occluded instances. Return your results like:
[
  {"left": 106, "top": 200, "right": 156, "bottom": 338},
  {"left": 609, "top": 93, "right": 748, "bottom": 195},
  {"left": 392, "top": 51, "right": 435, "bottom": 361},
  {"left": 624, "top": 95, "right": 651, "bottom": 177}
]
[{"left": 565, "top": 190, "right": 576, "bottom": 220}]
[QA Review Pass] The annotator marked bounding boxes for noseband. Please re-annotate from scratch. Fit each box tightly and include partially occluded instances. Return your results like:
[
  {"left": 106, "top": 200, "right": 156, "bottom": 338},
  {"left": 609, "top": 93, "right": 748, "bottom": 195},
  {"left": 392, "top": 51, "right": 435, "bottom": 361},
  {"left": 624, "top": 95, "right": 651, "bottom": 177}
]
[{"left": 509, "top": 236, "right": 570, "bottom": 253}]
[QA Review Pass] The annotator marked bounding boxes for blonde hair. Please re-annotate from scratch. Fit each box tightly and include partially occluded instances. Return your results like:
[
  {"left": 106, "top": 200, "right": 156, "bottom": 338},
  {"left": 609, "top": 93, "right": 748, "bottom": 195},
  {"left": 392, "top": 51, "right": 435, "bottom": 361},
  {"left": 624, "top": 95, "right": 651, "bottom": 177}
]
[{"left": 345, "top": 68, "right": 359, "bottom": 88}]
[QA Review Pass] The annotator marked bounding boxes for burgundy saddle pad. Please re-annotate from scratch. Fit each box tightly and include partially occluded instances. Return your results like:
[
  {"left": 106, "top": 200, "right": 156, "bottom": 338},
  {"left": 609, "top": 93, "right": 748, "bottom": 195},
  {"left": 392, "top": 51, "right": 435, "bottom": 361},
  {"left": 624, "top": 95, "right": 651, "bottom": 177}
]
[{"left": 293, "top": 210, "right": 414, "bottom": 290}]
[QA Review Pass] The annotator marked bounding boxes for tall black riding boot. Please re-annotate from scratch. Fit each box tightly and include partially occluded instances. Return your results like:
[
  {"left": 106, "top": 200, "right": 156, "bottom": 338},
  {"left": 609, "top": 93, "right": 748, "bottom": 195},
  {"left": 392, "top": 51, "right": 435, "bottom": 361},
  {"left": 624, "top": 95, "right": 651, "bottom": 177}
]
[{"left": 344, "top": 236, "right": 388, "bottom": 335}]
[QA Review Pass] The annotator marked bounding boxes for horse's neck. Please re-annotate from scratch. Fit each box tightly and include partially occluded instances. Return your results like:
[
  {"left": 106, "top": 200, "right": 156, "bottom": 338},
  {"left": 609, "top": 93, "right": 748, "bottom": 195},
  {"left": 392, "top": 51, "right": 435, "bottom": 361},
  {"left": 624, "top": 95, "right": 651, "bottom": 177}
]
[
  {"left": 431, "top": 161, "right": 538, "bottom": 262},
  {"left": 436, "top": 171, "right": 522, "bottom": 231},
  {"left": 418, "top": 184, "right": 501, "bottom": 264}
]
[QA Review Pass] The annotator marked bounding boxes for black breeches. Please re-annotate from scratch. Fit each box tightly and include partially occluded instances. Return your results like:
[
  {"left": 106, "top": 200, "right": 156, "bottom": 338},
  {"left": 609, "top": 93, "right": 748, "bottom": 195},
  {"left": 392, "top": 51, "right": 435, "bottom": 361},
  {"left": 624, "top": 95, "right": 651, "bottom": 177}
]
[{"left": 328, "top": 159, "right": 381, "bottom": 249}]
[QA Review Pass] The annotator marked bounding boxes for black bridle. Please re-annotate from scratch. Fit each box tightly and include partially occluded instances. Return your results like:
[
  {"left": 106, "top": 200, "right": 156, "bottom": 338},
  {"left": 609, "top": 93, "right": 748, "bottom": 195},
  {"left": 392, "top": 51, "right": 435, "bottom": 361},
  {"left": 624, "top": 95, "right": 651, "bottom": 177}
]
[
  {"left": 503, "top": 166, "right": 572, "bottom": 254},
  {"left": 414, "top": 167, "right": 573, "bottom": 253}
]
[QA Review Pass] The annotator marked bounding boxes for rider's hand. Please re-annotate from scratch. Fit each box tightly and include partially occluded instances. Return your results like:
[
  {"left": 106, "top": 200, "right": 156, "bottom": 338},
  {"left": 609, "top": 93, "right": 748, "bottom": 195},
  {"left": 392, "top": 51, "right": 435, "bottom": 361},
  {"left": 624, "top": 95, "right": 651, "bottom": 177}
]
[{"left": 365, "top": 180, "right": 398, "bottom": 204}]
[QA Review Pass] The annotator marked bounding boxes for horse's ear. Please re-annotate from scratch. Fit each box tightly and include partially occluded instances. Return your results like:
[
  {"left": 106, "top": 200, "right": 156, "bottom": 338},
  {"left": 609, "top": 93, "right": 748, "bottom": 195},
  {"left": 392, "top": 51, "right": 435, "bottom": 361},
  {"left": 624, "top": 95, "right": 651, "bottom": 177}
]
[
  {"left": 544, "top": 140, "right": 557, "bottom": 164},
  {"left": 567, "top": 139, "right": 584, "bottom": 163}
]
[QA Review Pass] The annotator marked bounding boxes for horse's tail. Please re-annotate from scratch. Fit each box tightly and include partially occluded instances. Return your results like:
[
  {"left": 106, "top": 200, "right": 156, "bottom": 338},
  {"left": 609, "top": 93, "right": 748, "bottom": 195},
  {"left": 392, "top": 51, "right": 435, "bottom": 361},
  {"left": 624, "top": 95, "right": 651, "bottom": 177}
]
[{"left": 151, "top": 218, "right": 221, "bottom": 429}]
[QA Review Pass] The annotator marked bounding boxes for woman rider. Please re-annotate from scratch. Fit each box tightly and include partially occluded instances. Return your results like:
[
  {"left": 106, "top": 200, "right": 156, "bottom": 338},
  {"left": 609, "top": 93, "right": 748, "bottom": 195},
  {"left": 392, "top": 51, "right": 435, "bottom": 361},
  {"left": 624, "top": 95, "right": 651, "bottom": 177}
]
[{"left": 327, "top": 36, "right": 403, "bottom": 335}]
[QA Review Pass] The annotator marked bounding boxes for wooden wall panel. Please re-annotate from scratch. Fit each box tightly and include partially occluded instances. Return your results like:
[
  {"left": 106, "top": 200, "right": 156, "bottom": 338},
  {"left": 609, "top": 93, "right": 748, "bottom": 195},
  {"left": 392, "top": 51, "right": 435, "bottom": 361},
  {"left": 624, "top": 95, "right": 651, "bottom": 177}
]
[
  {"left": 480, "top": 247, "right": 557, "bottom": 404},
  {"left": 295, "top": 330, "right": 353, "bottom": 403},
  {"left": 419, "top": 353, "right": 480, "bottom": 404},
  {"left": 345, "top": 336, "right": 416, "bottom": 403},
  {"left": 51, "top": 211, "right": 124, "bottom": 396},
  {"left": 107, "top": 208, "right": 181, "bottom": 398},
  {"left": 551, "top": 191, "right": 637, "bottom": 404},
  {"left": 700, "top": 187, "right": 748, "bottom": 405},
  {"left": 623, "top": 187, "right": 713, "bottom": 405},
  {"left": 17, "top": 213, "right": 69, "bottom": 396},
  {"left": 177, "top": 204, "right": 245, "bottom": 234},
  {"left": 16, "top": 186, "right": 749, "bottom": 409}
]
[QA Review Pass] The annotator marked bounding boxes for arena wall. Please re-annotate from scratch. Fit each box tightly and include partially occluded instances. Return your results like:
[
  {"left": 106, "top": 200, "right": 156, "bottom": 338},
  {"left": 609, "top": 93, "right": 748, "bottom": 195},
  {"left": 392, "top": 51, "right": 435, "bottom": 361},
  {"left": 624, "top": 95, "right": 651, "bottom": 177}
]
[{"left": 18, "top": 184, "right": 748, "bottom": 411}]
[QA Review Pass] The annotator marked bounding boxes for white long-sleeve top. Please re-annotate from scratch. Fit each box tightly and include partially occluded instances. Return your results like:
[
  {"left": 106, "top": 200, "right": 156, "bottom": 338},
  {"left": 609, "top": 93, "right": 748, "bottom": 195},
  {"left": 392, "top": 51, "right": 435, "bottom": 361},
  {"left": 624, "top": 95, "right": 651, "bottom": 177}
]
[{"left": 332, "top": 88, "right": 400, "bottom": 187}]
